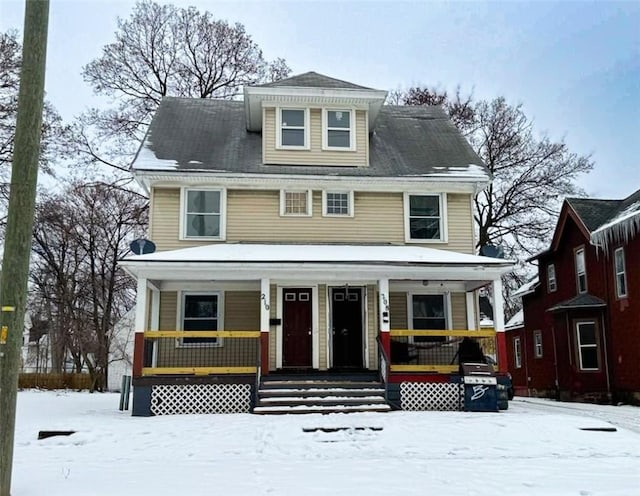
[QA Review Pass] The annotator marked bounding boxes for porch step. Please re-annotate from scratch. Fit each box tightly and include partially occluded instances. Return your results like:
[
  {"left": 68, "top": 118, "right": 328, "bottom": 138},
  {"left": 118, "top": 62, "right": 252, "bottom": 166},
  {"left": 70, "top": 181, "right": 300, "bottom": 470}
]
[{"left": 254, "top": 379, "right": 390, "bottom": 414}]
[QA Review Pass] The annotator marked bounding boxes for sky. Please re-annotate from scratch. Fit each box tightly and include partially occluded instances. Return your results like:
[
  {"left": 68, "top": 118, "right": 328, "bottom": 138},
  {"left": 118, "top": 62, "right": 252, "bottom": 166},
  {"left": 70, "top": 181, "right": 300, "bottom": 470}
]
[{"left": 1, "top": 0, "right": 639, "bottom": 198}]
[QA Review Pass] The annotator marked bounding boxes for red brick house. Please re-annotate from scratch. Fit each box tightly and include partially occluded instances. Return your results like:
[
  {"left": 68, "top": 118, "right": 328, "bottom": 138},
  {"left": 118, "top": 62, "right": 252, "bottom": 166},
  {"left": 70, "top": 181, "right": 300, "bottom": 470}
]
[{"left": 506, "top": 189, "right": 640, "bottom": 404}]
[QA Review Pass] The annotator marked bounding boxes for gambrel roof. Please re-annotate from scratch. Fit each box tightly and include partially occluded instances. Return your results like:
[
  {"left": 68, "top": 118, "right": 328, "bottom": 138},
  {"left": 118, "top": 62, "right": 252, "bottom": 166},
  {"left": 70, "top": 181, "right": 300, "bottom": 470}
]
[{"left": 132, "top": 98, "right": 489, "bottom": 180}]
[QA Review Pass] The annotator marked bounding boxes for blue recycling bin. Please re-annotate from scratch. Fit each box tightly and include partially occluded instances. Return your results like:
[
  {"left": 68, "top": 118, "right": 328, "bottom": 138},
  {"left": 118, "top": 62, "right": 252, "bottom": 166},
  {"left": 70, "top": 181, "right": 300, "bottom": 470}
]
[{"left": 461, "top": 363, "right": 498, "bottom": 412}]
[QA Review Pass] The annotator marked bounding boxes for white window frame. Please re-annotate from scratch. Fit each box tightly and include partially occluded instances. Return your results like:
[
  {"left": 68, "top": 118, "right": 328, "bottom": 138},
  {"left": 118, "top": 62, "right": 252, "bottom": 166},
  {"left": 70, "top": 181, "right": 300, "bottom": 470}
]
[
  {"left": 575, "top": 247, "right": 587, "bottom": 294},
  {"left": 179, "top": 187, "right": 226, "bottom": 241},
  {"left": 614, "top": 247, "right": 627, "bottom": 298},
  {"left": 276, "top": 107, "right": 310, "bottom": 150},
  {"left": 533, "top": 330, "right": 543, "bottom": 358},
  {"left": 513, "top": 337, "right": 522, "bottom": 368},
  {"left": 407, "top": 292, "right": 452, "bottom": 344},
  {"left": 404, "top": 193, "right": 447, "bottom": 243},
  {"left": 322, "top": 190, "right": 354, "bottom": 217},
  {"left": 280, "top": 189, "right": 313, "bottom": 217},
  {"left": 177, "top": 291, "right": 224, "bottom": 348},
  {"left": 575, "top": 321, "right": 599, "bottom": 371},
  {"left": 547, "top": 264, "right": 557, "bottom": 293},
  {"left": 322, "top": 109, "right": 355, "bottom": 151}
]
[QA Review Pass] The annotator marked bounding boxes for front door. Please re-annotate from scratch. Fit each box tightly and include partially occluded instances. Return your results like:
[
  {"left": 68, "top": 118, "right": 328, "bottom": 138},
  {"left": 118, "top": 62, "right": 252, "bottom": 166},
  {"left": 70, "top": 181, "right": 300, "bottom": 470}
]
[
  {"left": 331, "top": 287, "right": 363, "bottom": 369},
  {"left": 282, "top": 288, "right": 313, "bottom": 368}
]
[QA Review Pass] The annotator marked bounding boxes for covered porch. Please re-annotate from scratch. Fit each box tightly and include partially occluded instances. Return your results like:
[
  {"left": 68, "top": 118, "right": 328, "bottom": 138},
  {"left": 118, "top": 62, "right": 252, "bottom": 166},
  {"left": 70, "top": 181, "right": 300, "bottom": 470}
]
[{"left": 120, "top": 243, "right": 513, "bottom": 415}]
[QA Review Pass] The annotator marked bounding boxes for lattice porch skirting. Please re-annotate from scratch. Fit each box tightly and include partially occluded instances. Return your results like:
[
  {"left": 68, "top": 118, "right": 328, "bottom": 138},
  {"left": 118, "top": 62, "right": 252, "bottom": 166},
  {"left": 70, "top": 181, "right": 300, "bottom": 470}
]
[
  {"left": 400, "top": 382, "right": 464, "bottom": 411},
  {"left": 150, "top": 384, "right": 252, "bottom": 415}
]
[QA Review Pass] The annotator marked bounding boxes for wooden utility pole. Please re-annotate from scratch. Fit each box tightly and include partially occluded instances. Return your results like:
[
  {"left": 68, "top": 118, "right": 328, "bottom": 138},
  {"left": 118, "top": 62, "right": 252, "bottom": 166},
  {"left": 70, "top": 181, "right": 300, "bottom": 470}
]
[{"left": 0, "top": 1, "right": 50, "bottom": 494}]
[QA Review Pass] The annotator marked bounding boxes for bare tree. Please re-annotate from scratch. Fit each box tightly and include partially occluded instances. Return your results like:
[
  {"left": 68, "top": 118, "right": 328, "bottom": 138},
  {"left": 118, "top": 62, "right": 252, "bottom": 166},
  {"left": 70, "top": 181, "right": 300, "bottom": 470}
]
[
  {"left": 30, "top": 182, "right": 148, "bottom": 390},
  {"left": 0, "top": 30, "right": 69, "bottom": 210},
  {"left": 74, "top": 0, "right": 291, "bottom": 172}
]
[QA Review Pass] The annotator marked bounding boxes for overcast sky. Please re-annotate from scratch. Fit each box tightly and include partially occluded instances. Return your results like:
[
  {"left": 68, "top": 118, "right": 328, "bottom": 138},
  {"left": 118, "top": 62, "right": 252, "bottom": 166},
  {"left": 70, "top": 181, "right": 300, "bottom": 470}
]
[{"left": 2, "top": 0, "right": 639, "bottom": 198}]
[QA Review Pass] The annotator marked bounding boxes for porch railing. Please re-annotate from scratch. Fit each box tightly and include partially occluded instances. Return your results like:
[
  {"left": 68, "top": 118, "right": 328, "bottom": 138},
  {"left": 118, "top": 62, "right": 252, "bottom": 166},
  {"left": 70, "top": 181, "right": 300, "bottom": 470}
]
[
  {"left": 388, "top": 329, "right": 496, "bottom": 374},
  {"left": 141, "top": 330, "right": 261, "bottom": 376}
]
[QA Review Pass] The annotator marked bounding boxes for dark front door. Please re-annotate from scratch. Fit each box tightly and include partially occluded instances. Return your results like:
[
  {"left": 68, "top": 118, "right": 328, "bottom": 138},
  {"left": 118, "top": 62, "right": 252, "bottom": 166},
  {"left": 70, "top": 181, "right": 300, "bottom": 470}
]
[
  {"left": 282, "top": 288, "right": 313, "bottom": 367},
  {"left": 331, "top": 287, "right": 363, "bottom": 368}
]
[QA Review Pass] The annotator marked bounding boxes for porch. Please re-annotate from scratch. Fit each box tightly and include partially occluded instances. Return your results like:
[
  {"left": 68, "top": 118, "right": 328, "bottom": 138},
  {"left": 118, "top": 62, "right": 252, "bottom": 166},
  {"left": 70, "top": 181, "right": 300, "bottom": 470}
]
[{"left": 121, "top": 243, "right": 513, "bottom": 415}]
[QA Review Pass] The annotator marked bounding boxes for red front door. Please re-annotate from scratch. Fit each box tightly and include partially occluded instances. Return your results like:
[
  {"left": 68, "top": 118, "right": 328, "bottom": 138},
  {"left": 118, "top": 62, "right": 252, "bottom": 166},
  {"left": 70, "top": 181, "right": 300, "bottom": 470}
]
[{"left": 283, "top": 288, "right": 313, "bottom": 368}]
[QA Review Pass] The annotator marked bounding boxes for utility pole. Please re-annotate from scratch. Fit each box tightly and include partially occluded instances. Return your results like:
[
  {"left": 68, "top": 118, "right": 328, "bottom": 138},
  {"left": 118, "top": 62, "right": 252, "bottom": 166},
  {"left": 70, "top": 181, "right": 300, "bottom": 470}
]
[{"left": 0, "top": 1, "right": 50, "bottom": 495}]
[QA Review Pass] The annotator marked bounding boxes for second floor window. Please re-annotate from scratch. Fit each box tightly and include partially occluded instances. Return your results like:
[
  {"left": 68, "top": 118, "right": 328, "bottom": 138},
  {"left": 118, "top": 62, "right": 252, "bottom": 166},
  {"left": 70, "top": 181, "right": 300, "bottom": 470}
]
[
  {"left": 547, "top": 264, "right": 557, "bottom": 292},
  {"left": 324, "top": 110, "right": 353, "bottom": 149},
  {"left": 533, "top": 330, "right": 543, "bottom": 358},
  {"left": 323, "top": 191, "right": 353, "bottom": 216},
  {"left": 280, "top": 109, "right": 307, "bottom": 148},
  {"left": 280, "top": 190, "right": 312, "bottom": 216},
  {"left": 405, "top": 194, "right": 444, "bottom": 241},
  {"left": 614, "top": 247, "right": 627, "bottom": 298},
  {"left": 575, "top": 248, "right": 587, "bottom": 293},
  {"left": 184, "top": 189, "right": 222, "bottom": 239},
  {"left": 513, "top": 337, "right": 522, "bottom": 368}
]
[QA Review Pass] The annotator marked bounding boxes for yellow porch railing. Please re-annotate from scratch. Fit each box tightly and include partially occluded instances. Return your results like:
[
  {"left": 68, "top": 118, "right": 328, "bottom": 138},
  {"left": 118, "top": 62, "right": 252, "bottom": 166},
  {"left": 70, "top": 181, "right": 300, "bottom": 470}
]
[
  {"left": 141, "top": 330, "right": 261, "bottom": 376},
  {"left": 388, "top": 329, "right": 496, "bottom": 374}
]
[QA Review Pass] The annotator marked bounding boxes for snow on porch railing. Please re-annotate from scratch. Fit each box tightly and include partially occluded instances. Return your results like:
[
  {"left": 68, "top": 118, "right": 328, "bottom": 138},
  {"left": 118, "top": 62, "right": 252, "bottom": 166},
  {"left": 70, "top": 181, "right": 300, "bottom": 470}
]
[
  {"left": 388, "top": 329, "right": 496, "bottom": 374},
  {"left": 141, "top": 330, "right": 261, "bottom": 376}
]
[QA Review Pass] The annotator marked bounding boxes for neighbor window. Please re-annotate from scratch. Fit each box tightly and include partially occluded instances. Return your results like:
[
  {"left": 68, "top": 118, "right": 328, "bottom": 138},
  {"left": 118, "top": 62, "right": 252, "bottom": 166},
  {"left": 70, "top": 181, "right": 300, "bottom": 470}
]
[
  {"left": 614, "top": 247, "right": 627, "bottom": 298},
  {"left": 323, "top": 191, "right": 353, "bottom": 216},
  {"left": 533, "top": 330, "right": 543, "bottom": 358},
  {"left": 324, "top": 109, "right": 353, "bottom": 149},
  {"left": 547, "top": 264, "right": 557, "bottom": 293},
  {"left": 575, "top": 248, "right": 587, "bottom": 293},
  {"left": 181, "top": 293, "right": 221, "bottom": 346},
  {"left": 411, "top": 294, "right": 447, "bottom": 343},
  {"left": 280, "top": 190, "right": 312, "bottom": 216},
  {"left": 279, "top": 109, "right": 307, "bottom": 148},
  {"left": 183, "top": 189, "right": 223, "bottom": 239},
  {"left": 406, "top": 194, "right": 444, "bottom": 241},
  {"left": 576, "top": 321, "right": 598, "bottom": 370},
  {"left": 514, "top": 337, "right": 522, "bottom": 368}
]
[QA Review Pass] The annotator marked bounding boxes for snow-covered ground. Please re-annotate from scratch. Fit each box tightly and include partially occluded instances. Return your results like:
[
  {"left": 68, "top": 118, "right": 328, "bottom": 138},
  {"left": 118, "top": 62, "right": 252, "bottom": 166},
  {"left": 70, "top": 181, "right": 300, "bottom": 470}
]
[{"left": 12, "top": 391, "right": 640, "bottom": 496}]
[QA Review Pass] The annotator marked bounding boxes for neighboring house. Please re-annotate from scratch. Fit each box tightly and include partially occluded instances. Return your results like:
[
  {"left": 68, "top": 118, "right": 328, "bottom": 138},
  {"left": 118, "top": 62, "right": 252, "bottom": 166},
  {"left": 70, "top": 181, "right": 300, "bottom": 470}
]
[
  {"left": 506, "top": 189, "right": 640, "bottom": 404},
  {"left": 120, "top": 72, "right": 513, "bottom": 416}
]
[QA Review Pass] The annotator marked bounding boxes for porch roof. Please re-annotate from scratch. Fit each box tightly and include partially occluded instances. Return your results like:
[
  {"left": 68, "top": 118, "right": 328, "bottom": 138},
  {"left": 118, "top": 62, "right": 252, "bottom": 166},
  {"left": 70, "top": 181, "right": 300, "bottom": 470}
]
[{"left": 120, "top": 243, "right": 513, "bottom": 284}]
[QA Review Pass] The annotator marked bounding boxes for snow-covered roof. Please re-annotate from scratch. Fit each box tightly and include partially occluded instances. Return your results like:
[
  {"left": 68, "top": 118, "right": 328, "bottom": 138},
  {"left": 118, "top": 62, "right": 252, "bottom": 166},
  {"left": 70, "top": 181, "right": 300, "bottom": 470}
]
[
  {"left": 505, "top": 309, "right": 524, "bottom": 331},
  {"left": 512, "top": 277, "right": 539, "bottom": 298},
  {"left": 591, "top": 200, "right": 640, "bottom": 251},
  {"left": 123, "top": 243, "right": 513, "bottom": 266}
]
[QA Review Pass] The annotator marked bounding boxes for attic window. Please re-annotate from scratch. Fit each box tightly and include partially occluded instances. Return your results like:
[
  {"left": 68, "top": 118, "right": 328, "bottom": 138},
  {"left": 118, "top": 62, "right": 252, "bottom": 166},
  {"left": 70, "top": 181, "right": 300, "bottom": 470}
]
[
  {"left": 278, "top": 109, "right": 308, "bottom": 148},
  {"left": 323, "top": 109, "right": 354, "bottom": 150}
]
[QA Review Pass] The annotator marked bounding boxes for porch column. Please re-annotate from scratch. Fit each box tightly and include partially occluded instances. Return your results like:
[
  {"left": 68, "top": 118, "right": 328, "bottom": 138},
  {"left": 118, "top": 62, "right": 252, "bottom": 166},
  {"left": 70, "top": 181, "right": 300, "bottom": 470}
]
[
  {"left": 378, "top": 278, "right": 390, "bottom": 357},
  {"left": 132, "top": 277, "right": 148, "bottom": 378},
  {"left": 150, "top": 288, "right": 160, "bottom": 367},
  {"left": 466, "top": 291, "right": 477, "bottom": 331},
  {"left": 492, "top": 278, "right": 508, "bottom": 373},
  {"left": 260, "top": 278, "right": 270, "bottom": 374}
]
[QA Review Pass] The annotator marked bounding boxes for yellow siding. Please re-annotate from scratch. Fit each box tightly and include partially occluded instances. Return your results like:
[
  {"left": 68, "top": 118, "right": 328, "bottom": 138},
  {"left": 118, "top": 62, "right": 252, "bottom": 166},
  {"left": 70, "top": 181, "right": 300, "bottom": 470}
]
[
  {"left": 263, "top": 108, "right": 368, "bottom": 167},
  {"left": 149, "top": 188, "right": 474, "bottom": 254},
  {"left": 450, "top": 293, "right": 468, "bottom": 330},
  {"left": 390, "top": 292, "right": 408, "bottom": 330}
]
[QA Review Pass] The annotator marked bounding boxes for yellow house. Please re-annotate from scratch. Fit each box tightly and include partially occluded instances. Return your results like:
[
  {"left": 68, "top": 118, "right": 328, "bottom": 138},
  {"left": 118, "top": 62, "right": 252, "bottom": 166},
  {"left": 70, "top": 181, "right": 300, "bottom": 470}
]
[{"left": 121, "top": 72, "right": 513, "bottom": 415}]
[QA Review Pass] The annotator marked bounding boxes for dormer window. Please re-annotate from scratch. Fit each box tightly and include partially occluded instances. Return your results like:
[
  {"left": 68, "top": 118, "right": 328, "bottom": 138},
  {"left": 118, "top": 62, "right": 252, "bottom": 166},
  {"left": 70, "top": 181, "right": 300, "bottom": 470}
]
[
  {"left": 277, "top": 108, "right": 308, "bottom": 149},
  {"left": 323, "top": 109, "right": 354, "bottom": 150}
]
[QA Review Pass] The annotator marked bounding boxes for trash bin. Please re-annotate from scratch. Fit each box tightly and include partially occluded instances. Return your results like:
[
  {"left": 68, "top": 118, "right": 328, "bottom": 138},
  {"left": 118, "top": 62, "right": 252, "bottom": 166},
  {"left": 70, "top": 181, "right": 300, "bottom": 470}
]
[{"left": 461, "top": 362, "right": 498, "bottom": 412}]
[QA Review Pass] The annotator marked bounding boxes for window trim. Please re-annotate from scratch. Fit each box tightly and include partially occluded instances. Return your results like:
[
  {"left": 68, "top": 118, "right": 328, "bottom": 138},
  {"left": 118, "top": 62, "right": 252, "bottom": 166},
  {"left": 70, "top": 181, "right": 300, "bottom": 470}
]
[
  {"left": 533, "top": 330, "right": 543, "bottom": 358},
  {"left": 403, "top": 193, "right": 448, "bottom": 243},
  {"left": 614, "top": 247, "right": 628, "bottom": 299},
  {"left": 279, "top": 189, "right": 313, "bottom": 217},
  {"left": 407, "top": 292, "right": 452, "bottom": 344},
  {"left": 179, "top": 187, "right": 226, "bottom": 241},
  {"left": 322, "top": 190, "right": 354, "bottom": 217},
  {"left": 176, "top": 291, "right": 224, "bottom": 348},
  {"left": 575, "top": 320, "right": 599, "bottom": 371},
  {"left": 547, "top": 264, "right": 557, "bottom": 293},
  {"left": 322, "top": 108, "right": 355, "bottom": 151},
  {"left": 575, "top": 247, "right": 587, "bottom": 294},
  {"left": 276, "top": 107, "right": 310, "bottom": 150},
  {"left": 513, "top": 337, "right": 522, "bottom": 368}
]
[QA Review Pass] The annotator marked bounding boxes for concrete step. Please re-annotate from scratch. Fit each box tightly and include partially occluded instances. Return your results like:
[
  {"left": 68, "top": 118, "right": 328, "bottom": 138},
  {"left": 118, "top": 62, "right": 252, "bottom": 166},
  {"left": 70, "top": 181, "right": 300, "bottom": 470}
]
[
  {"left": 253, "top": 403, "right": 392, "bottom": 415},
  {"left": 258, "top": 395, "right": 388, "bottom": 407}
]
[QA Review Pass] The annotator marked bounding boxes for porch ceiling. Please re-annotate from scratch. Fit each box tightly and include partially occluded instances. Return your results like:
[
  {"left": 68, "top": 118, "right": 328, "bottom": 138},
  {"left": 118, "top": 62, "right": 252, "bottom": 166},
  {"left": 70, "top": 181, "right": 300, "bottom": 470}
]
[{"left": 120, "top": 243, "right": 513, "bottom": 284}]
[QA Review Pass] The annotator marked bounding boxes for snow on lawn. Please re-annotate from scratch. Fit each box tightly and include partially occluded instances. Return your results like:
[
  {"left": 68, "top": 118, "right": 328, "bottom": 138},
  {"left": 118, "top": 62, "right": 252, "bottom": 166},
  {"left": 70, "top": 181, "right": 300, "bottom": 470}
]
[{"left": 12, "top": 391, "right": 640, "bottom": 496}]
